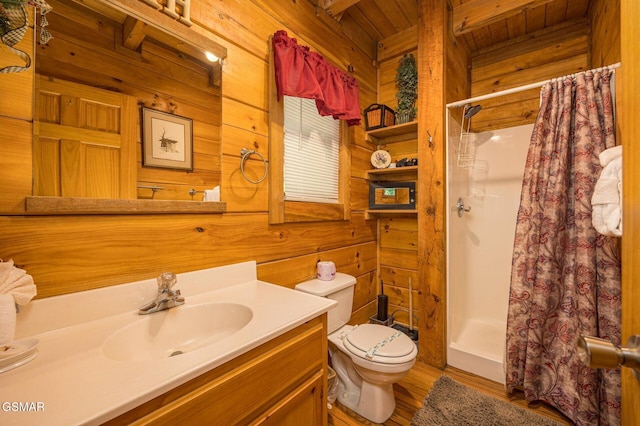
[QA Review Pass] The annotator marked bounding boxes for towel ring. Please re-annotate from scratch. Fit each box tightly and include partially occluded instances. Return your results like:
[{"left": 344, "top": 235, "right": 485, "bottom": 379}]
[{"left": 240, "top": 148, "right": 268, "bottom": 184}]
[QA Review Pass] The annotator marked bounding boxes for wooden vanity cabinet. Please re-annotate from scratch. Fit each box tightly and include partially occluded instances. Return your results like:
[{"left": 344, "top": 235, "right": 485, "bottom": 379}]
[{"left": 104, "top": 315, "right": 328, "bottom": 426}]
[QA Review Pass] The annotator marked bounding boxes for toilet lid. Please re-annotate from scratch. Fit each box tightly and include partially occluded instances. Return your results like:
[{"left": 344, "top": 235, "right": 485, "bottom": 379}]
[{"left": 344, "top": 324, "right": 416, "bottom": 363}]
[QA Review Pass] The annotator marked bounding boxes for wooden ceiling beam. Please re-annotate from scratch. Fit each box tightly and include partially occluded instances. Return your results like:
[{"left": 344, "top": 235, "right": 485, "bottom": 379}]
[
  {"left": 122, "top": 15, "right": 147, "bottom": 51},
  {"left": 324, "top": 0, "right": 361, "bottom": 19},
  {"left": 453, "top": 0, "right": 554, "bottom": 35}
]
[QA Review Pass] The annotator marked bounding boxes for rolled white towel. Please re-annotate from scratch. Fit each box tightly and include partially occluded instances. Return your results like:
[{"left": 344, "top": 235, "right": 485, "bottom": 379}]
[
  {"left": 592, "top": 146, "right": 622, "bottom": 237},
  {"left": 0, "top": 294, "right": 16, "bottom": 346},
  {"left": 599, "top": 145, "right": 622, "bottom": 167},
  {"left": 0, "top": 259, "right": 36, "bottom": 345}
]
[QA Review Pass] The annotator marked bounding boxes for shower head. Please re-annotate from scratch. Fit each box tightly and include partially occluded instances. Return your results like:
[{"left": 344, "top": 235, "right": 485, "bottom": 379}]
[{"left": 464, "top": 104, "right": 482, "bottom": 119}]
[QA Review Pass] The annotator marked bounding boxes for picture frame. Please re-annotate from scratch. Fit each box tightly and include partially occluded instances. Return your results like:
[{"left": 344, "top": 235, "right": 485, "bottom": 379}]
[{"left": 141, "top": 107, "right": 193, "bottom": 171}]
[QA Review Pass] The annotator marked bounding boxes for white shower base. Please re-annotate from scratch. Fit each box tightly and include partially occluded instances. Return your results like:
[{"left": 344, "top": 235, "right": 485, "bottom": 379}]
[{"left": 448, "top": 318, "right": 506, "bottom": 384}]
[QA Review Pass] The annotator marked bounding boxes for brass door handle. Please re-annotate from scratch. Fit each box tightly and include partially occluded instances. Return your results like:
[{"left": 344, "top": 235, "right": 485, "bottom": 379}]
[{"left": 577, "top": 334, "right": 640, "bottom": 377}]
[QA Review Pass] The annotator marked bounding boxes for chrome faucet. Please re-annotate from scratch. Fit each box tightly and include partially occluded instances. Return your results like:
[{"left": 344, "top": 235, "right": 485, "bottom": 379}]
[{"left": 138, "top": 272, "right": 185, "bottom": 315}]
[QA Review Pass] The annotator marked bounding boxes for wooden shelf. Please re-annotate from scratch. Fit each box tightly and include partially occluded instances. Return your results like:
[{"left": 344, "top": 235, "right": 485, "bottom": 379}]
[
  {"left": 365, "top": 209, "right": 417, "bottom": 219},
  {"left": 366, "top": 121, "right": 418, "bottom": 145},
  {"left": 367, "top": 165, "right": 418, "bottom": 180},
  {"left": 366, "top": 122, "right": 419, "bottom": 220},
  {"left": 24, "top": 196, "right": 227, "bottom": 215}
]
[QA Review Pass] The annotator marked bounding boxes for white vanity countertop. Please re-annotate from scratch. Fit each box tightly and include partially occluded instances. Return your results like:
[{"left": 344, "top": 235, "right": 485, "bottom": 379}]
[{"left": 0, "top": 261, "right": 335, "bottom": 425}]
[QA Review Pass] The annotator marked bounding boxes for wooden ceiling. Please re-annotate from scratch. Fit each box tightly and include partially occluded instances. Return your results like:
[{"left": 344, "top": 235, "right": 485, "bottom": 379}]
[{"left": 317, "top": 0, "right": 591, "bottom": 57}]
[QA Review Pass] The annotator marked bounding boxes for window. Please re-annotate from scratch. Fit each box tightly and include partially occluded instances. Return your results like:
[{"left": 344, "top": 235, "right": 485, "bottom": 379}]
[
  {"left": 269, "top": 74, "right": 351, "bottom": 224},
  {"left": 283, "top": 96, "right": 340, "bottom": 203}
]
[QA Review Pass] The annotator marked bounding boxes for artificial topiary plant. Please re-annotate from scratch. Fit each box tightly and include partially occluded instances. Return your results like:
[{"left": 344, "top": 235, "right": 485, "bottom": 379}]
[{"left": 395, "top": 53, "right": 418, "bottom": 124}]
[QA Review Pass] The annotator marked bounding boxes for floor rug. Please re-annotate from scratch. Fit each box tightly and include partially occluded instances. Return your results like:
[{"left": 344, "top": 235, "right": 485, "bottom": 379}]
[{"left": 412, "top": 376, "right": 565, "bottom": 426}]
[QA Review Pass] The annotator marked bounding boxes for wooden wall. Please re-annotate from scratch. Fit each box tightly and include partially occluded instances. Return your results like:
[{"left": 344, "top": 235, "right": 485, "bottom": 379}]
[
  {"left": 590, "top": 0, "right": 621, "bottom": 68},
  {"left": 375, "top": 29, "right": 419, "bottom": 330},
  {"left": 469, "top": 19, "right": 589, "bottom": 132},
  {"left": 0, "top": 0, "right": 379, "bottom": 336},
  {"left": 468, "top": 0, "right": 621, "bottom": 134}
]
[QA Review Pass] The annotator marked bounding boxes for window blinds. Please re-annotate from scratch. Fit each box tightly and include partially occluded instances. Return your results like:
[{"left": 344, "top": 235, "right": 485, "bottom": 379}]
[{"left": 283, "top": 96, "right": 340, "bottom": 203}]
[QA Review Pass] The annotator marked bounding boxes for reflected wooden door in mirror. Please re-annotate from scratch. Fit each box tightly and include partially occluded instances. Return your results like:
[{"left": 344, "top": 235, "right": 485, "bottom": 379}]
[{"left": 34, "top": 76, "right": 137, "bottom": 199}]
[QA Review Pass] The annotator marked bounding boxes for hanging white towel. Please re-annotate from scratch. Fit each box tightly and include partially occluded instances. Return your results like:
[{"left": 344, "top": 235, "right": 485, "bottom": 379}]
[
  {"left": 592, "top": 145, "right": 622, "bottom": 237},
  {"left": 0, "top": 259, "right": 36, "bottom": 345}
]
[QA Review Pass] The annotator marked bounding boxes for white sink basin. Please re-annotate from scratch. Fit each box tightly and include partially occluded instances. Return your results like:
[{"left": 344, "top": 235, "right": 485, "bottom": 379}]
[{"left": 102, "top": 303, "right": 253, "bottom": 362}]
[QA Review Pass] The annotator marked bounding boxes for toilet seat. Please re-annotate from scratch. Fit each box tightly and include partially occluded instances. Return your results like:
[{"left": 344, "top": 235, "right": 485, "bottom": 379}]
[{"left": 343, "top": 324, "right": 417, "bottom": 364}]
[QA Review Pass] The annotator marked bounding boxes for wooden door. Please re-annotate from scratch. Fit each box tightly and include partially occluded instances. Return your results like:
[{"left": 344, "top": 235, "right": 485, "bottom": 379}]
[
  {"left": 33, "top": 75, "right": 137, "bottom": 199},
  {"left": 620, "top": 0, "right": 640, "bottom": 423}
]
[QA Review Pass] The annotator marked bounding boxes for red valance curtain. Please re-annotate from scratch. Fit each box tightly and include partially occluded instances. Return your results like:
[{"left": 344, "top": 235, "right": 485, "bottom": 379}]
[{"left": 272, "top": 30, "right": 361, "bottom": 126}]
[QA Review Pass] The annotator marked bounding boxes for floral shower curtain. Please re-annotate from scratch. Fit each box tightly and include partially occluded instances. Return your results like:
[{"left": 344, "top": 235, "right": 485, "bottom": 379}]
[{"left": 505, "top": 69, "right": 621, "bottom": 425}]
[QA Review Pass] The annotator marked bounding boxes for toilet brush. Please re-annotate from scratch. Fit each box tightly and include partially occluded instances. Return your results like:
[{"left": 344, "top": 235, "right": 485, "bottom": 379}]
[{"left": 377, "top": 280, "right": 388, "bottom": 321}]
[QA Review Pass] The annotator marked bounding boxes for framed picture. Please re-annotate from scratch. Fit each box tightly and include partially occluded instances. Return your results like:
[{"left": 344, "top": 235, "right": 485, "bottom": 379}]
[{"left": 142, "top": 107, "right": 193, "bottom": 170}]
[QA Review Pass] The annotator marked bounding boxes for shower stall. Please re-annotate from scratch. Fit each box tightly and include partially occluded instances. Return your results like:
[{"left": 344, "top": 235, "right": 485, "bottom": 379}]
[{"left": 446, "top": 107, "right": 532, "bottom": 384}]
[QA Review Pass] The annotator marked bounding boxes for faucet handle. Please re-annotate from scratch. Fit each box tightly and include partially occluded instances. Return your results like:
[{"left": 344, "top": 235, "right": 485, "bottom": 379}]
[{"left": 157, "top": 272, "right": 177, "bottom": 291}]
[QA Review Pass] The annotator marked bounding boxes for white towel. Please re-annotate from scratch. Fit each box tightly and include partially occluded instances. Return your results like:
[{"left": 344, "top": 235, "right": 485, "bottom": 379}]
[
  {"left": 0, "top": 259, "right": 36, "bottom": 345},
  {"left": 0, "top": 294, "right": 16, "bottom": 347},
  {"left": 592, "top": 145, "right": 622, "bottom": 237}
]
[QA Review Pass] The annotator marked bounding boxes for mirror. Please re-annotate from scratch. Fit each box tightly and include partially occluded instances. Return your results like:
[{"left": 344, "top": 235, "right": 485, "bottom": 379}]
[{"left": 32, "top": 0, "right": 225, "bottom": 204}]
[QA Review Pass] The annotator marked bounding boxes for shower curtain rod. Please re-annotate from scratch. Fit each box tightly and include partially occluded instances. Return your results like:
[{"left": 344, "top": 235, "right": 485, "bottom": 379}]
[{"left": 446, "top": 62, "right": 621, "bottom": 108}]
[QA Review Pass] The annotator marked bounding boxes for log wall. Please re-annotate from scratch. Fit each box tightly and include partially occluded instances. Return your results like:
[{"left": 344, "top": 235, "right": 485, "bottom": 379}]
[
  {"left": 469, "top": 19, "right": 590, "bottom": 132},
  {"left": 590, "top": 0, "right": 621, "bottom": 68},
  {"left": 375, "top": 30, "right": 419, "bottom": 332},
  {"left": 468, "top": 1, "right": 621, "bottom": 133}
]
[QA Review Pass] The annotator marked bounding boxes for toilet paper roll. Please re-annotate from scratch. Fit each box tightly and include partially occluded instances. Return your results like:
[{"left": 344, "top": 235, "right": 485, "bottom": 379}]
[{"left": 317, "top": 261, "right": 336, "bottom": 281}]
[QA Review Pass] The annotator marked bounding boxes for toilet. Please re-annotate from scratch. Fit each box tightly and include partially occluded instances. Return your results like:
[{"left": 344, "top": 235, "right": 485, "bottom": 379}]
[{"left": 296, "top": 273, "right": 417, "bottom": 423}]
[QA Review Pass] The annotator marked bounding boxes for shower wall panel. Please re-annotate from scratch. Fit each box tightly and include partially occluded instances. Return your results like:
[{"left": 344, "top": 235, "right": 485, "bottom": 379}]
[{"left": 447, "top": 117, "right": 532, "bottom": 384}]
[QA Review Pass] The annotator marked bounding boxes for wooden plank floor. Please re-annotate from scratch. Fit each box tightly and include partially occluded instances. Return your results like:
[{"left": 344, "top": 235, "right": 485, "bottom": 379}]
[{"left": 328, "top": 362, "right": 574, "bottom": 425}]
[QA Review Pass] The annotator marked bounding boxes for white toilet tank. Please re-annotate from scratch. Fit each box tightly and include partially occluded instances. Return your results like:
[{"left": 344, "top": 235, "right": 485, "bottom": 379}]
[{"left": 295, "top": 273, "right": 356, "bottom": 334}]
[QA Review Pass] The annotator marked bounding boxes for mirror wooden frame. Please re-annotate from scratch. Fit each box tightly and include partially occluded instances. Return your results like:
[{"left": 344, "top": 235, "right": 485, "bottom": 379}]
[{"left": 23, "top": 0, "right": 228, "bottom": 215}]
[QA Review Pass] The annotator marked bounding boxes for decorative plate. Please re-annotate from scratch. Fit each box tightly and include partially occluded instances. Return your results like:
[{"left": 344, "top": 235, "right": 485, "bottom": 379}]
[
  {"left": 0, "top": 338, "right": 39, "bottom": 374},
  {"left": 371, "top": 150, "right": 392, "bottom": 169}
]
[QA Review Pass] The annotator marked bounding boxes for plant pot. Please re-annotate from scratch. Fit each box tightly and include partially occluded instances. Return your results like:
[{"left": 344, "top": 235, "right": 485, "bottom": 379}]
[{"left": 396, "top": 111, "right": 415, "bottom": 124}]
